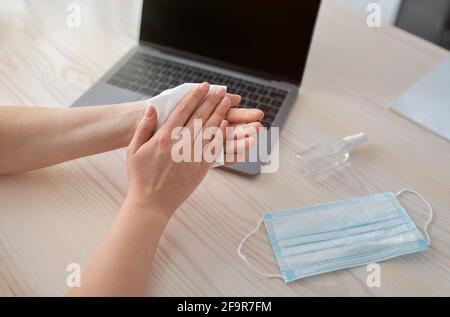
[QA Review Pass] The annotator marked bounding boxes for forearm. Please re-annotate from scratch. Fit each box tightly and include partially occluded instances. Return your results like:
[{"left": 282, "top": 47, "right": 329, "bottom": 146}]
[
  {"left": 68, "top": 197, "right": 170, "bottom": 296},
  {"left": 0, "top": 102, "right": 147, "bottom": 174}
]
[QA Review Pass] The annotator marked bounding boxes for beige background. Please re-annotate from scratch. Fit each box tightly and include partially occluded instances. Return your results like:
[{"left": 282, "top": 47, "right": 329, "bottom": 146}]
[{"left": 0, "top": 0, "right": 449, "bottom": 296}]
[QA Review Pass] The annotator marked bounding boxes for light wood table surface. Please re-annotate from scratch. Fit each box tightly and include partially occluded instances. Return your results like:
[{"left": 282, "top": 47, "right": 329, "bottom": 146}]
[{"left": 0, "top": 0, "right": 449, "bottom": 296}]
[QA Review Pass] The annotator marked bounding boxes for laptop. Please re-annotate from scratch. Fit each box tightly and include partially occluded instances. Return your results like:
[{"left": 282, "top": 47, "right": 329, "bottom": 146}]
[{"left": 73, "top": 0, "right": 321, "bottom": 175}]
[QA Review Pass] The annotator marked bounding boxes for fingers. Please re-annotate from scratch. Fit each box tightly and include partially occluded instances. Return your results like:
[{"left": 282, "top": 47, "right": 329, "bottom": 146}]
[
  {"left": 203, "top": 96, "right": 232, "bottom": 131},
  {"left": 203, "top": 120, "right": 228, "bottom": 168},
  {"left": 226, "top": 135, "right": 257, "bottom": 154},
  {"left": 225, "top": 108, "right": 264, "bottom": 124},
  {"left": 128, "top": 105, "right": 157, "bottom": 155},
  {"left": 163, "top": 82, "right": 210, "bottom": 131},
  {"left": 185, "top": 87, "right": 226, "bottom": 141},
  {"left": 224, "top": 122, "right": 260, "bottom": 165},
  {"left": 199, "top": 96, "right": 231, "bottom": 148},
  {"left": 224, "top": 136, "right": 258, "bottom": 165},
  {"left": 227, "top": 93, "right": 241, "bottom": 107},
  {"left": 227, "top": 122, "right": 263, "bottom": 140}
]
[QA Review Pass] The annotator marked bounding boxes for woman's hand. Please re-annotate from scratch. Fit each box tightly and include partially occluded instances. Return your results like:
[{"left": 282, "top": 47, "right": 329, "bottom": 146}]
[
  {"left": 68, "top": 83, "right": 264, "bottom": 296},
  {"left": 126, "top": 82, "right": 230, "bottom": 219}
]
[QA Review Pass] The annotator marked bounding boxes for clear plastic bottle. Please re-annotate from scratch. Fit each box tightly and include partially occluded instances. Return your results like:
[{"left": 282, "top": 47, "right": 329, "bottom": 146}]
[{"left": 296, "top": 133, "right": 367, "bottom": 176}]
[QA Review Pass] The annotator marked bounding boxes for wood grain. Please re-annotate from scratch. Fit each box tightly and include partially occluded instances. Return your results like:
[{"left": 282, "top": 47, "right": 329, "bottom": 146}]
[{"left": 0, "top": 0, "right": 449, "bottom": 296}]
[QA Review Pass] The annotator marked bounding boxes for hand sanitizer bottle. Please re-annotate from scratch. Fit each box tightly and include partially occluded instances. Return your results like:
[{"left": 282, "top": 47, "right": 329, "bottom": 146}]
[{"left": 296, "top": 132, "right": 367, "bottom": 176}]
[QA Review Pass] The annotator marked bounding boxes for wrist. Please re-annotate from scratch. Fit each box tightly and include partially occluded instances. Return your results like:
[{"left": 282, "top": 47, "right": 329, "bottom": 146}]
[
  {"left": 123, "top": 193, "right": 173, "bottom": 224},
  {"left": 121, "top": 100, "right": 149, "bottom": 146}
]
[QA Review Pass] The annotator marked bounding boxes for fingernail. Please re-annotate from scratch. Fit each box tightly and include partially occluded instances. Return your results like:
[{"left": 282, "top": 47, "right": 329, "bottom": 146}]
[
  {"left": 216, "top": 88, "right": 225, "bottom": 96},
  {"left": 256, "top": 109, "right": 264, "bottom": 119},
  {"left": 200, "top": 82, "right": 209, "bottom": 91},
  {"left": 144, "top": 105, "right": 154, "bottom": 118}
]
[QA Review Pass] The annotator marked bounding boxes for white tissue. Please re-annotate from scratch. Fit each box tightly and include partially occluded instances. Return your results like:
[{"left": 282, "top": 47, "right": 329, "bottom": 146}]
[{"left": 148, "top": 83, "right": 226, "bottom": 167}]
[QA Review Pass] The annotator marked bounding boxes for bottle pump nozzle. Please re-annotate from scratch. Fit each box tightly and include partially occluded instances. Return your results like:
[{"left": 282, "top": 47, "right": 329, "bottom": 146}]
[{"left": 342, "top": 132, "right": 367, "bottom": 152}]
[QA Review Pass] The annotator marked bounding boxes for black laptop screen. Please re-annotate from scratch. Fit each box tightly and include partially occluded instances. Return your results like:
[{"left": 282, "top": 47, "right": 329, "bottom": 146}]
[{"left": 139, "top": 0, "right": 321, "bottom": 85}]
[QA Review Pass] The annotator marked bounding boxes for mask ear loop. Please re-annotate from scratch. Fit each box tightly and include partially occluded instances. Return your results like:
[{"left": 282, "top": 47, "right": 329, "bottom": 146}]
[
  {"left": 237, "top": 218, "right": 284, "bottom": 280},
  {"left": 396, "top": 189, "right": 433, "bottom": 245}
]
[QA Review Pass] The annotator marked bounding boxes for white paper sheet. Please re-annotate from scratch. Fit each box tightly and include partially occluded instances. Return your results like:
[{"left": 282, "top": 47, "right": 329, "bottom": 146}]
[{"left": 390, "top": 58, "right": 450, "bottom": 141}]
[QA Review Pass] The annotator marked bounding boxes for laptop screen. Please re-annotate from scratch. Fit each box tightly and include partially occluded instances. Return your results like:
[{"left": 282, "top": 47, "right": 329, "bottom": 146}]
[{"left": 139, "top": 0, "right": 321, "bottom": 85}]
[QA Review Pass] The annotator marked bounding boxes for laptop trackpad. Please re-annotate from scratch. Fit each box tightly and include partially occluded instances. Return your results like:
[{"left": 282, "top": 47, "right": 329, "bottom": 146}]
[{"left": 72, "top": 83, "right": 144, "bottom": 107}]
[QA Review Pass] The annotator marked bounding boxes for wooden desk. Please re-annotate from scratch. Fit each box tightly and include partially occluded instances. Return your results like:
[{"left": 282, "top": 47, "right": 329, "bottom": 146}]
[{"left": 0, "top": 0, "right": 449, "bottom": 296}]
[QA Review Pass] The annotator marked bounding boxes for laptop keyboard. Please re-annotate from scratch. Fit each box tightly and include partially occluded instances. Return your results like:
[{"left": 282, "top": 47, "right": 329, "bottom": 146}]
[{"left": 107, "top": 52, "right": 289, "bottom": 127}]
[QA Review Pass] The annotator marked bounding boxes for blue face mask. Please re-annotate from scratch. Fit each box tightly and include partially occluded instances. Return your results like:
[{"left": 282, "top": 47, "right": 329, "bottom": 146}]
[{"left": 237, "top": 190, "right": 433, "bottom": 283}]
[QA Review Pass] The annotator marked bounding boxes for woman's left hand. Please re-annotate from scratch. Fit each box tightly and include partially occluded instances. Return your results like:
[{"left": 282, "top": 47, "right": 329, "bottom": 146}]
[{"left": 223, "top": 94, "right": 264, "bottom": 164}]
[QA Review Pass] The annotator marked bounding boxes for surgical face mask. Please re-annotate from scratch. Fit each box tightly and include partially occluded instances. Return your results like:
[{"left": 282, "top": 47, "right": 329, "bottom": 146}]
[{"left": 237, "top": 190, "right": 433, "bottom": 283}]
